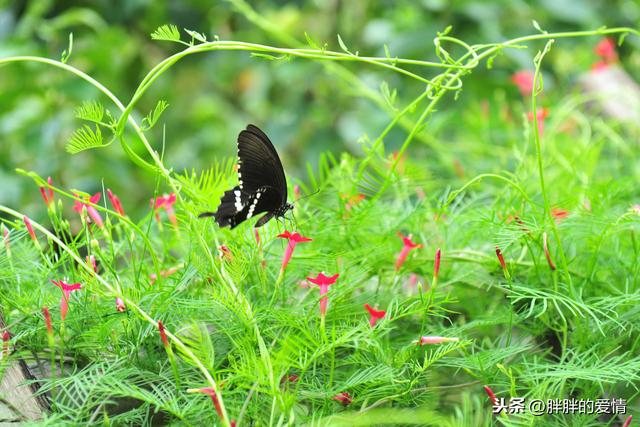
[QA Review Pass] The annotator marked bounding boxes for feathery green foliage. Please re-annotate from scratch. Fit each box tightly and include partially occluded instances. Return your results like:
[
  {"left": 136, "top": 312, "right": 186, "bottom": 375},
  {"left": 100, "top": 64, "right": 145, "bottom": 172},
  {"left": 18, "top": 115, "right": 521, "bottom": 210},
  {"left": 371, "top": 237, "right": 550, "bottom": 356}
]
[{"left": 0, "top": 8, "right": 639, "bottom": 427}]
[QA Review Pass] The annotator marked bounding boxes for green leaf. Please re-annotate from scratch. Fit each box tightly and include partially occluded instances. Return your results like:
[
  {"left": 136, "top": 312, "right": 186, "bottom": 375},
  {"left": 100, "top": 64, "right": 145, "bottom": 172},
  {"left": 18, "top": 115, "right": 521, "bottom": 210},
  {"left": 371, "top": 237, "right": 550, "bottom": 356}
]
[
  {"left": 380, "top": 81, "right": 398, "bottom": 111},
  {"left": 618, "top": 32, "right": 628, "bottom": 45},
  {"left": 61, "top": 33, "right": 73, "bottom": 64},
  {"left": 438, "top": 25, "right": 453, "bottom": 36},
  {"left": 337, "top": 34, "right": 350, "bottom": 53},
  {"left": 142, "top": 100, "right": 169, "bottom": 130},
  {"left": 486, "top": 47, "right": 503, "bottom": 70},
  {"left": 75, "top": 101, "right": 105, "bottom": 124},
  {"left": 532, "top": 20, "right": 547, "bottom": 34},
  {"left": 175, "top": 323, "right": 215, "bottom": 371},
  {"left": 304, "top": 32, "right": 319, "bottom": 49},
  {"left": 150, "top": 24, "right": 181, "bottom": 42},
  {"left": 66, "top": 125, "right": 104, "bottom": 154},
  {"left": 184, "top": 28, "right": 206, "bottom": 43}
]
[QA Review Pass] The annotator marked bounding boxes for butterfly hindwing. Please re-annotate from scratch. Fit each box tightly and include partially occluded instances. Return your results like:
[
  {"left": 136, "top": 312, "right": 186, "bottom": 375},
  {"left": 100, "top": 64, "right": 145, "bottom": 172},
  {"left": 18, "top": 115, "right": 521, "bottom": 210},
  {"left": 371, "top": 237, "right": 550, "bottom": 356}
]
[{"left": 210, "top": 185, "right": 283, "bottom": 229}]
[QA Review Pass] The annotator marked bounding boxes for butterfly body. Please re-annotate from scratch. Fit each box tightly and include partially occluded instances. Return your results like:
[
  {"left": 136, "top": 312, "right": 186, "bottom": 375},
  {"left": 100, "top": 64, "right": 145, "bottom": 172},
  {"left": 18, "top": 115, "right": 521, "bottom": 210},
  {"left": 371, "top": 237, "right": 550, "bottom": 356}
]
[{"left": 199, "top": 125, "right": 292, "bottom": 228}]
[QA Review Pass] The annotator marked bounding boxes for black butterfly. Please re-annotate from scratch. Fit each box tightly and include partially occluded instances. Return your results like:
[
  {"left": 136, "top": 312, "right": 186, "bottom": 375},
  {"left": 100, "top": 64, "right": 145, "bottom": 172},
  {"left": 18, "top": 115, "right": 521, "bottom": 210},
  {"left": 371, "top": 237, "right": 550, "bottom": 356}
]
[{"left": 199, "top": 124, "right": 293, "bottom": 228}]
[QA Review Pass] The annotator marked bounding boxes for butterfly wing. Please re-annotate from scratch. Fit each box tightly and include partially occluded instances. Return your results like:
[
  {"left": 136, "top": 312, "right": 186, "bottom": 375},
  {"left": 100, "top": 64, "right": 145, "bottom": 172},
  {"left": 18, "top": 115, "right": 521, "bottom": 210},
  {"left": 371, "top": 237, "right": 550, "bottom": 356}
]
[
  {"left": 237, "top": 124, "right": 287, "bottom": 202},
  {"left": 199, "top": 125, "right": 288, "bottom": 228}
]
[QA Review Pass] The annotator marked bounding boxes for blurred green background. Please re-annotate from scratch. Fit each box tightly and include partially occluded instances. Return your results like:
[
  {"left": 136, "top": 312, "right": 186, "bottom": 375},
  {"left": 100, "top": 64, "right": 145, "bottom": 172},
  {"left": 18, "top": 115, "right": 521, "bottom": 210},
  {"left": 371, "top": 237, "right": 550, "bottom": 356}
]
[{"left": 1, "top": 0, "right": 639, "bottom": 219}]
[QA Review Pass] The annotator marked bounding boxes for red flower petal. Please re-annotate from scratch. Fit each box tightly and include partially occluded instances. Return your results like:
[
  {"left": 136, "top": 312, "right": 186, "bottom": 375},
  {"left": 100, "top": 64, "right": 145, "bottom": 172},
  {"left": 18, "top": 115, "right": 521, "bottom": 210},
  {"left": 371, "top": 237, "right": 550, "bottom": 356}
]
[
  {"left": 89, "top": 192, "right": 101, "bottom": 204},
  {"left": 511, "top": 70, "right": 534, "bottom": 96},
  {"left": 306, "top": 272, "right": 339, "bottom": 285},
  {"left": 51, "top": 279, "right": 82, "bottom": 292},
  {"left": 332, "top": 392, "right": 352, "bottom": 406}
]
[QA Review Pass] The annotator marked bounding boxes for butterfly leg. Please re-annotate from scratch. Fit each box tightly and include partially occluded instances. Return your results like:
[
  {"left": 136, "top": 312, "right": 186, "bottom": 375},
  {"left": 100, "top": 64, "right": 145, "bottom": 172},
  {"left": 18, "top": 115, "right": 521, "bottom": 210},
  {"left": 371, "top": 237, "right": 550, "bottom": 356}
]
[
  {"left": 288, "top": 210, "right": 298, "bottom": 231},
  {"left": 255, "top": 211, "right": 275, "bottom": 228}
]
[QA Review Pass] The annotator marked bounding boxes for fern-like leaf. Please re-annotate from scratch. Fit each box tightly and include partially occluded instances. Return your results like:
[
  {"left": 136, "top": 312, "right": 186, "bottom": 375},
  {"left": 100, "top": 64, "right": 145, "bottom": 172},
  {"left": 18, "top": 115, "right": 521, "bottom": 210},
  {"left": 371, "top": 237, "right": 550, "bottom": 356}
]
[
  {"left": 184, "top": 28, "right": 207, "bottom": 43},
  {"left": 75, "top": 101, "right": 105, "bottom": 124},
  {"left": 66, "top": 125, "right": 103, "bottom": 154},
  {"left": 142, "top": 100, "right": 169, "bottom": 130},
  {"left": 151, "top": 24, "right": 181, "bottom": 42}
]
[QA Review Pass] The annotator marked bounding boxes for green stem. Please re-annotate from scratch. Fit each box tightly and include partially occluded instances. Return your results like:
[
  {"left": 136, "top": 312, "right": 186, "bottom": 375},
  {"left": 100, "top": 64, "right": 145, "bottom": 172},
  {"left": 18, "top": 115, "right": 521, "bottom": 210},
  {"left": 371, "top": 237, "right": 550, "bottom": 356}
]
[
  {"left": 166, "top": 346, "right": 181, "bottom": 390},
  {"left": 531, "top": 41, "right": 573, "bottom": 291}
]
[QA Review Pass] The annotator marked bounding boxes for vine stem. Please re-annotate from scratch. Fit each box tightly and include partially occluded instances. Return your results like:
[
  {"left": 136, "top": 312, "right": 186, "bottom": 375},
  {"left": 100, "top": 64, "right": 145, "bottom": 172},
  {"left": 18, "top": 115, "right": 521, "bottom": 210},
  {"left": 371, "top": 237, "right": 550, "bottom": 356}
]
[
  {"left": 3, "top": 27, "right": 636, "bottom": 204},
  {"left": 531, "top": 41, "right": 573, "bottom": 290},
  {"left": 375, "top": 27, "right": 638, "bottom": 200},
  {"left": 0, "top": 56, "right": 179, "bottom": 199}
]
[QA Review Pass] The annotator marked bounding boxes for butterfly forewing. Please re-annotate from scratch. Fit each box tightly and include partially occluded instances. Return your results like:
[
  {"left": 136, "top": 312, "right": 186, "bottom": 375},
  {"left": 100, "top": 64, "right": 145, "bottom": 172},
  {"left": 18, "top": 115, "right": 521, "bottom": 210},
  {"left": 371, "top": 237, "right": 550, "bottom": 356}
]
[{"left": 237, "top": 125, "right": 287, "bottom": 203}]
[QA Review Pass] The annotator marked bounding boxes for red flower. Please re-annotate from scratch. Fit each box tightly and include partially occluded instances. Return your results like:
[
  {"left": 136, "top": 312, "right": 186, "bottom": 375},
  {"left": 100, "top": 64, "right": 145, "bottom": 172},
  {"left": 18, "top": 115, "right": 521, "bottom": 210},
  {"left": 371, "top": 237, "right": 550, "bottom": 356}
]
[
  {"left": 483, "top": 385, "right": 498, "bottom": 406},
  {"left": 23, "top": 215, "right": 37, "bottom": 243},
  {"left": 218, "top": 245, "right": 233, "bottom": 262},
  {"left": 152, "top": 193, "right": 177, "bottom": 226},
  {"left": 106, "top": 189, "right": 126, "bottom": 216},
  {"left": 364, "top": 303, "right": 386, "bottom": 327},
  {"left": 42, "top": 307, "right": 53, "bottom": 336},
  {"left": 51, "top": 279, "right": 82, "bottom": 321},
  {"left": 307, "top": 272, "right": 339, "bottom": 317},
  {"left": 395, "top": 233, "right": 422, "bottom": 271},
  {"left": 594, "top": 37, "right": 618, "bottom": 63},
  {"left": 73, "top": 193, "right": 104, "bottom": 228},
  {"left": 551, "top": 208, "right": 569, "bottom": 222},
  {"left": 277, "top": 231, "right": 312, "bottom": 272},
  {"left": 39, "top": 176, "right": 54, "bottom": 208},
  {"left": 158, "top": 320, "right": 169, "bottom": 348},
  {"left": 332, "top": 392, "right": 352, "bottom": 406},
  {"left": 417, "top": 336, "right": 460, "bottom": 345},
  {"left": 527, "top": 108, "right": 549, "bottom": 136},
  {"left": 190, "top": 387, "right": 224, "bottom": 418},
  {"left": 408, "top": 273, "right": 419, "bottom": 289},
  {"left": 495, "top": 246, "right": 510, "bottom": 279},
  {"left": 115, "top": 297, "right": 126, "bottom": 313},
  {"left": 86, "top": 255, "right": 97, "bottom": 273},
  {"left": 294, "top": 185, "right": 301, "bottom": 201},
  {"left": 622, "top": 415, "right": 633, "bottom": 427},
  {"left": 2, "top": 330, "right": 10, "bottom": 358},
  {"left": 495, "top": 247, "right": 507, "bottom": 270},
  {"left": 280, "top": 373, "right": 299, "bottom": 385},
  {"left": 542, "top": 232, "right": 556, "bottom": 271},
  {"left": 511, "top": 70, "right": 534, "bottom": 96},
  {"left": 434, "top": 248, "right": 441, "bottom": 280}
]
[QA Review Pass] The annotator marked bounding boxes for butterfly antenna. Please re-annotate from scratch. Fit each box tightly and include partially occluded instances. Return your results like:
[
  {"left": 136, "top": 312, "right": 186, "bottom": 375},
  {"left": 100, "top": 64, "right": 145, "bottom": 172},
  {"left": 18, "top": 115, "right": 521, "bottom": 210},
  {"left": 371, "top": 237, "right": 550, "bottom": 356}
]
[{"left": 294, "top": 187, "right": 321, "bottom": 203}]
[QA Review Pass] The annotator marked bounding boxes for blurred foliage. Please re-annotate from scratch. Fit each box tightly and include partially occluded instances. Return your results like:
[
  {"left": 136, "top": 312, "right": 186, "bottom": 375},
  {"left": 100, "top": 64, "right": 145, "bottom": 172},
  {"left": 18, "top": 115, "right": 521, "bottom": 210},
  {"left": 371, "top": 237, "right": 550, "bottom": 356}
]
[
  {"left": 0, "top": 1, "right": 639, "bottom": 425},
  {"left": 1, "top": 0, "right": 639, "bottom": 219}
]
